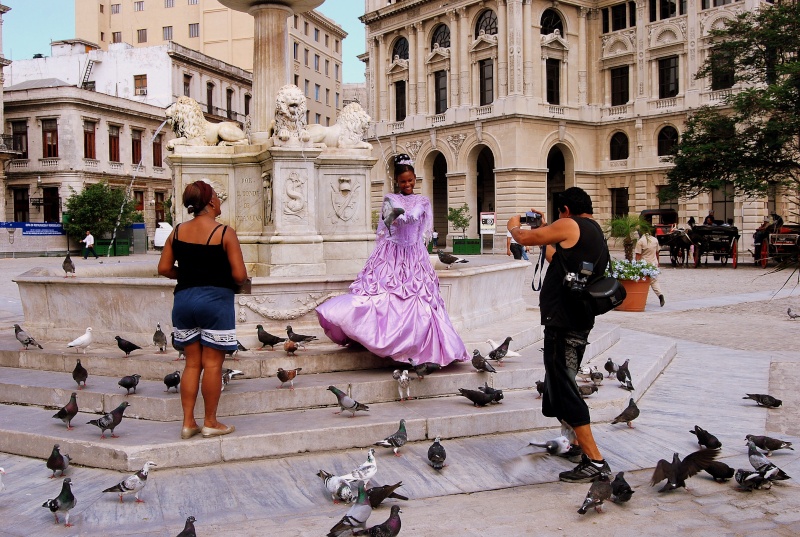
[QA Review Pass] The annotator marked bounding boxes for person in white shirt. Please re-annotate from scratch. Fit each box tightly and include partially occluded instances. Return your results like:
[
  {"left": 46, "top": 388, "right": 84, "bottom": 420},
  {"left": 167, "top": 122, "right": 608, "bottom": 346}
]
[
  {"left": 635, "top": 231, "right": 664, "bottom": 306},
  {"left": 432, "top": 228, "right": 439, "bottom": 247},
  {"left": 81, "top": 230, "right": 98, "bottom": 259}
]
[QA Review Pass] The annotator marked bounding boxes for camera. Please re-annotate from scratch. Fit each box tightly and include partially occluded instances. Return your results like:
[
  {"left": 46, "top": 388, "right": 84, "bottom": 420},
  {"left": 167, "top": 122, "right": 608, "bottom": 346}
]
[
  {"left": 520, "top": 211, "right": 543, "bottom": 228},
  {"left": 563, "top": 261, "right": 594, "bottom": 293}
]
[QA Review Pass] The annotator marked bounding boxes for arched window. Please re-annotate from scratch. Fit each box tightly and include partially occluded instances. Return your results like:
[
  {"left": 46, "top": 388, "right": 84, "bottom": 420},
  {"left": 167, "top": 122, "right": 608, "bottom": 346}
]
[
  {"left": 392, "top": 37, "right": 409, "bottom": 60},
  {"left": 657, "top": 126, "right": 679, "bottom": 156},
  {"left": 206, "top": 82, "right": 214, "bottom": 114},
  {"left": 610, "top": 132, "right": 629, "bottom": 160},
  {"left": 431, "top": 24, "right": 450, "bottom": 49},
  {"left": 475, "top": 10, "right": 498, "bottom": 38},
  {"left": 541, "top": 9, "right": 564, "bottom": 35}
]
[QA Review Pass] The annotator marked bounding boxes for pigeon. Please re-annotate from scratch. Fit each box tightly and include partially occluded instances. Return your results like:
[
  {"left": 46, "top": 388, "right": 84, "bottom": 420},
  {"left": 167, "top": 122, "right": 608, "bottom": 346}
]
[
  {"left": 534, "top": 380, "right": 545, "bottom": 398},
  {"left": 0, "top": 467, "right": 5, "bottom": 493},
  {"left": 52, "top": 392, "right": 79, "bottom": 430},
  {"left": 788, "top": 307, "right": 799, "bottom": 320},
  {"left": 328, "top": 385, "right": 370, "bottom": 417},
  {"left": 428, "top": 437, "right": 447, "bottom": 470},
  {"left": 221, "top": 368, "right": 243, "bottom": 391},
  {"left": 471, "top": 349, "right": 497, "bottom": 373},
  {"left": 477, "top": 382, "right": 504, "bottom": 403},
  {"left": 458, "top": 387, "right": 494, "bottom": 407},
  {"left": 164, "top": 371, "right": 181, "bottom": 393},
  {"left": 392, "top": 369, "right": 410, "bottom": 401},
  {"left": 72, "top": 358, "right": 88, "bottom": 389},
  {"left": 341, "top": 449, "right": 377, "bottom": 485},
  {"left": 327, "top": 480, "right": 372, "bottom": 537},
  {"left": 176, "top": 516, "right": 197, "bottom": 537},
  {"left": 610, "top": 471, "right": 634, "bottom": 503},
  {"left": 87, "top": 401, "right": 129, "bottom": 438},
  {"left": 704, "top": 461, "right": 735, "bottom": 482},
  {"left": 408, "top": 359, "right": 441, "bottom": 380},
  {"left": 743, "top": 393, "right": 782, "bottom": 408},
  {"left": 366, "top": 482, "right": 408, "bottom": 509},
  {"left": 745, "top": 434, "right": 794, "bottom": 456},
  {"left": 604, "top": 357, "right": 619, "bottom": 378},
  {"left": 576, "top": 366, "right": 594, "bottom": 382},
  {"left": 486, "top": 338, "right": 520, "bottom": 358},
  {"left": 14, "top": 324, "right": 43, "bottom": 349},
  {"left": 374, "top": 419, "right": 407, "bottom": 456},
  {"left": 257, "top": 324, "right": 286, "bottom": 349},
  {"left": 590, "top": 370, "right": 604, "bottom": 386},
  {"left": 42, "top": 477, "right": 76, "bottom": 527},
  {"left": 153, "top": 323, "right": 167, "bottom": 353},
  {"left": 690, "top": 425, "right": 722, "bottom": 449},
  {"left": 354, "top": 504, "right": 402, "bottom": 536},
  {"left": 610, "top": 398, "right": 640, "bottom": 428},
  {"left": 747, "top": 439, "right": 790, "bottom": 480},
  {"left": 617, "top": 358, "right": 634, "bottom": 390},
  {"left": 650, "top": 449, "right": 719, "bottom": 492},
  {"left": 528, "top": 435, "right": 571, "bottom": 455},
  {"left": 171, "top": 332, "right": 186, "bottom": 360},
  {"left": 578, "top": 473, "right": 612, "bottom": 514},
  {"left": 68, "top": 327, "right": 93, "bottom": 354},
  {"left": 317, "top": 470, "right": 355, "bottom": 504},
  {"left": 437, "top": 249, "right": 468, "bottom": 268},
  {"left": 115, "top": 336, "right": 142, "bottom": 357},
  {"left": 735, "top": 468, "right": 773, "bottom": 491},
  {"left": 46, "top": 444, "right": 71, "bottom": 478},
  {"left": 578, "top": 385, "right": 598, "bottom": 397},
  {"left": 381, "top": 197, "right": 405, "bottom": 236},
  {"left": 284, "top": 339, "right": 299, "bottom": 355},
  {"left": 225, "top": 340, "right": 248, "bottom": 359},
  {"left": 277, "top": 367, "right": 302, "bottom": 390},
  {"left": 62, "top": 252, "right": 76, "bottom": 277},
  {"left": 102, "top": 461, "right": 157, "bottom": 503},
  {"left": 286, "top": 324, "right": 317, "bottom": 346},
  {"left": 118, "top": 374, "right": 142, "bottom": 395},
  {"left": 488, "top": 336, "right": 512, "bottom": 365}
]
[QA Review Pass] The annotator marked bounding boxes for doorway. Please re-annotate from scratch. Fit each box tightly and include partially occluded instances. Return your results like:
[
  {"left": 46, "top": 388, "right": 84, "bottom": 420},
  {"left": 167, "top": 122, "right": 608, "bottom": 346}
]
[{"left": 546, "top": 146, "right": 566, "bottom": 223}]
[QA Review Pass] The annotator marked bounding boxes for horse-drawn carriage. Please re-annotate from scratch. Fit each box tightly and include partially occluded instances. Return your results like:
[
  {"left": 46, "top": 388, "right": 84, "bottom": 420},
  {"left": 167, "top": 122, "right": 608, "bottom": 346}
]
[
  {"left": 640, "top": 209, "right": 692, "bottom": 267},
  {"left": 757, "top": 223, "right": 800, "bottom": 267},
  {"left": 689, "top": 225, "right": 740, "bottom": 268}
]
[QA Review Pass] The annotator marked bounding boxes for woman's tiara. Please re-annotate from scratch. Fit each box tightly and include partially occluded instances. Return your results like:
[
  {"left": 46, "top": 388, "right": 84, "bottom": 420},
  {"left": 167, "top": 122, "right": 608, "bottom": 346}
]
[{"left": 394, "top": 154, "right": 413, "bottom": 167}]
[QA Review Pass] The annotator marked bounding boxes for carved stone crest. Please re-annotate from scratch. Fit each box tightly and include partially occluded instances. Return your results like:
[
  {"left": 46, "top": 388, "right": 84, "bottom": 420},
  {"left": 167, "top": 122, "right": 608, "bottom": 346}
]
[{"left": 330, "top": 176, "right": 361, "bottom": 222}]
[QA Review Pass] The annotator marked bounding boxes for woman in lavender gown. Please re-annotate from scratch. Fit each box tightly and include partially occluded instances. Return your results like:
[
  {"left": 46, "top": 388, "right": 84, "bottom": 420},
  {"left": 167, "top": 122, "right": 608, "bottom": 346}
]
[{"left": 316, "top": 154, "right": 469, "bottom": 367}]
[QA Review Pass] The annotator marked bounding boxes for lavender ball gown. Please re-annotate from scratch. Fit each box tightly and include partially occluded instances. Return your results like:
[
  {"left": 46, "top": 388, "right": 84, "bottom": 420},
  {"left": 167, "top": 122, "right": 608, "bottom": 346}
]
[{"left": 316, "top": 193, "right": 469, "bottom": 367}]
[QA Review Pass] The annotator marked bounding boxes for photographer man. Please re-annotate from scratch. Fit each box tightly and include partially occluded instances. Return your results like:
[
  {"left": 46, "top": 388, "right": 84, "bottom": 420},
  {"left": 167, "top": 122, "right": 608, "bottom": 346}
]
[{"left": 507, "top": 187, "right": 610, "bottom": 483}]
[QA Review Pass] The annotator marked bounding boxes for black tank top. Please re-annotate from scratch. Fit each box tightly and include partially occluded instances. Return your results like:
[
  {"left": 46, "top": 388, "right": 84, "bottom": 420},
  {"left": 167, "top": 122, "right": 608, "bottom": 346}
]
[
  {"left": 540, "top": 217, "right": 609, "bottom": 329},
  {"left": 172, "top": 223, "right": 237, "bottom": 293}
]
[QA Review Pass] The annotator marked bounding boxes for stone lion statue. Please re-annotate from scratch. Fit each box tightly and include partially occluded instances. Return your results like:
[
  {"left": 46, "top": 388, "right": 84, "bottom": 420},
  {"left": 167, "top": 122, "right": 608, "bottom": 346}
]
[
  {"left": 165, "top": 96, "right": 247, "bottom": 149},
  {"left": 307, "top": 102, "right": 372, "bottom": 149},
  {"left": 270, "top": 84, "right": 309, "bottom": 144}
]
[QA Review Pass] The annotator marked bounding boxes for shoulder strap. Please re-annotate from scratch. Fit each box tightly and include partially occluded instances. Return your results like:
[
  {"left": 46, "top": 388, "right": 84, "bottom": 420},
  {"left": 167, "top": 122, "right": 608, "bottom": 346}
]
[
  {"left": 206, "top": 224, "right": 224, "bottom": 245},
  {"left": 532, "top": 247, "right": 546, "bottom": 291},
  {"left": 174, "top": 223, "right": 181, "bottom": 239}
]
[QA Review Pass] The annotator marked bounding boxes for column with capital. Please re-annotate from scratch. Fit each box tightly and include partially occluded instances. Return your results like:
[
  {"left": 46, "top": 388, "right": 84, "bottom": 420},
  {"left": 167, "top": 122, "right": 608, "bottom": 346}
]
[
  {"left": 522, "top": 0, "right": 533, "bottom": 97},
  {"left": 458, "top": 7, "right": 470, "bottom": 106},
  {"left": 416, "top": 23, "right": 427, "bottom": 114},
  {"left": 577, "top": 7, "right": 588, "bottom": 104},
  {"left": 448, "top": 10, "right": 461, "bottom": 107},
  {"left": 497, "top": 0, "right": 508, "bottom": 98},
  {"left": 506, "top": 0, "right": 523, "bottom": 95},
  {"left": 408, "top": 24, "right": 418, "bottom": 115},
  {"left": 376, "top": 35, "right": 386, "bottom": 122}
]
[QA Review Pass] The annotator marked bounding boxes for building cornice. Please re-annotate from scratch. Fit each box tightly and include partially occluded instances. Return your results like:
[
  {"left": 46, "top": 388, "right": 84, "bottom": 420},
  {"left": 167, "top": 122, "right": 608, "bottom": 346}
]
[
  {"left": 305, "top": 10, "right": 349, "bottom": 39},
  {"left": 167, "top": 42, "right": 253, "bottom": 83}
]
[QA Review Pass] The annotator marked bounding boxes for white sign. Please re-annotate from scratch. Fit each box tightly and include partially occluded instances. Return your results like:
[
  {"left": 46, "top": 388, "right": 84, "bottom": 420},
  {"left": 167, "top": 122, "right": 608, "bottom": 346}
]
[{"left": 480, "top": 212, "right": 496, "bottom": 235}]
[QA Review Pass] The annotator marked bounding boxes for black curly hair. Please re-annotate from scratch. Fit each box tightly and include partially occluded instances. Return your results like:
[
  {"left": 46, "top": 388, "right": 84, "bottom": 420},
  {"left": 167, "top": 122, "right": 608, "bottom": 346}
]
[{"left": 393, "top": 153, "right": 415, "bottom": 179}]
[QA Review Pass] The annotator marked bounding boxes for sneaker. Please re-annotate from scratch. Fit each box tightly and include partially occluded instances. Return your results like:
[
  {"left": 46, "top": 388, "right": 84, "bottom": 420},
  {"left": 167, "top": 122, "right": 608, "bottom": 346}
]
[
  {"left": 557, "top": 444, "right": 584, "bottom": 464},
  {"left": 659, "top": 295, "right": 665, "bottom": 307},
  {"left": 559, "top": 454, "right": 611, "bottom": 483}
]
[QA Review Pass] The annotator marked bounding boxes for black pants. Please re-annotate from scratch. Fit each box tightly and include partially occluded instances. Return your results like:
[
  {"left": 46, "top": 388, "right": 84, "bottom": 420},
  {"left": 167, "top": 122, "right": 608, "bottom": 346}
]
[
  {"left": 541, "top": 326, "right": 591, "bottom": 427},
  {"left": 84, "top": 246, "right": 98, "bottom": 259},
  {"left": 510, "top": 243, "right": 523, "bottom": 260}
]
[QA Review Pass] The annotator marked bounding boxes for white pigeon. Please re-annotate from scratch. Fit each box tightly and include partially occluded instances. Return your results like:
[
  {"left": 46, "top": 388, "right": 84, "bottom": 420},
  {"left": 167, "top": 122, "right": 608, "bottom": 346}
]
[
  {"left": 221, "top": 368, "right": 243, "bottom": 391},
  {"left": 102, "top": 461, "right": 157, "bottom": 503},
  {"left": 576, "top": 365, "right": 597, "bottom": 383},
  {"left": 0, "top": 467, "right": 5, "bottom": 493},
  {"left": 67, "top": 327, "right": 93, "bottom": 354},
  {"left": 316, "top": 470, "right": 354, "bottom": 504},
  {"left": 341, "top": 448, "right": 377, "bottom": 486},
  {"left": 486, "top": 339, "right": 521, "bottom": 357},
  {"left": 392, "top": 369, "right": 411, "bottom": 401},
  {"left": 528, "top": 435, "right": 571, "bottom": 455}
]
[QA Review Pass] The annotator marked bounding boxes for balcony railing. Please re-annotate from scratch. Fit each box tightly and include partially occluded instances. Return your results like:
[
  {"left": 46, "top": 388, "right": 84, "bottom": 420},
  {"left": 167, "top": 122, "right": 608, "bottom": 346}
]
[
  {"left": 109, "top": 162, "right": 123, "bottom": 172},
  {"left": 10, "top": 159, "right": 29, "bottom": 168},
  {"left": 83, "top": 158, "right": 99, "bottom": 168},
  {"left": 39, "top": 158, "right": 60, "bottom": 167},
  {"left": 388, "top": 120, "right": 405, "bottom": 133},
  {"left": 431, "top": 113, "right": 446, "bottom": 127},
  {"left": 604, "top": 104, "right": 630, "bottom": 117},
  {"left": 548, "top": 105, "right": 565, "bottom": 115},
  {"left": 705, "top": 88, "right": 734, "bottom": 102},
  {"left": 656, "top": 98, "right": 677, "bottom": 109},
  {"left": 609, "top": 160, "right": 628, "bottom": 168},
  {"left": 475, "top": 104, "right": 493, "bottom": 117}
]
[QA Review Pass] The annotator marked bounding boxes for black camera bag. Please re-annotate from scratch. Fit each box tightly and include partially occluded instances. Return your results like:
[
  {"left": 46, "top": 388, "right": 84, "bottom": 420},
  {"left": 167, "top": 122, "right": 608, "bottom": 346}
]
[{"left": 557, "top": 252, "right": 626, "bottom": 316}]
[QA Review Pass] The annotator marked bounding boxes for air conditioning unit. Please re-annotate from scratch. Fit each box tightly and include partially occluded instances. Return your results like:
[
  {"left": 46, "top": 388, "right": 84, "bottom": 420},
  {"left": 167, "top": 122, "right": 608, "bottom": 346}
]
[{"left": 135, "top": 88, "right": 148, "bottom": 96}]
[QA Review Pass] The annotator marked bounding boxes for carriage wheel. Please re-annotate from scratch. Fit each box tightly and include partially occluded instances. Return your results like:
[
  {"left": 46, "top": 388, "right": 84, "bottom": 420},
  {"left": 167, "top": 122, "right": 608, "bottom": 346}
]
[
  {"left": 760, "top": 241, "right": 769, "bottom": 268},
  {"left": 693, "top": 246, "right": 702, "bottom": 268},
  {"left": 732, "top": 241, "right": 738, "bottom": 269}
]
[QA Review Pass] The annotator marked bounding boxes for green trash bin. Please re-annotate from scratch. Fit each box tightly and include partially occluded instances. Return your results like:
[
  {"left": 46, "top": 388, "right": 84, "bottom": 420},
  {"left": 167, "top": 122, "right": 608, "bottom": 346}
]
[
  {"left": 115, "top": 239, "right": 130, "bottom": 256},
  {"left": 95, "top": 239, "right": 112, "bottom": 256}
]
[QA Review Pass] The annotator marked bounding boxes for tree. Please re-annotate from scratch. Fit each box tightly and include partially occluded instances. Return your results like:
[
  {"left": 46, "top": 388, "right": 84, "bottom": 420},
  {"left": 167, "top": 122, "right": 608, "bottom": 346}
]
[
  {"left": 63, "top": 181, "right": 137, "bottom": 240},
  {"left": 663, "top": 1, "right": 800, "bottom": 215},
  {"left": 605, "top": 215, "right": 652, "bottom": 261},
  {"left": 447, "top": 203, "right": 472, "bottom": 237}
]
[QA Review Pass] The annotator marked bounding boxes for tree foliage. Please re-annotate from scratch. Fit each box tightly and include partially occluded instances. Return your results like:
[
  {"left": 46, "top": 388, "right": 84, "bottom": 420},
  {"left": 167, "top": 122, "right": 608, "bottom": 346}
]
[
  {"left": 663, "top": 1, "right": 800, "bottom": 209},
  {"left": 447, "top": 203, "right": 473, "bottom": 237},
  {"left": 63, "top": 181, "right": 137, "bottom": 240},
  {"left": 604, "top": 215, "right": 652, "bottom": 261}
]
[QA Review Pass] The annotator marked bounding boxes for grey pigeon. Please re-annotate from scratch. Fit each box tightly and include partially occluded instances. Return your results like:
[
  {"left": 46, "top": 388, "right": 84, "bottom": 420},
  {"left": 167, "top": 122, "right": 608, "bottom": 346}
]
[
  {"left": 52, "top": 392, "right": 79, "bottom": 430},
  {"left": 153, "top": 323, "right": 167, "bottom": 353},
  {"left": 14, "top": 324, "right": 43, "bottom": 349},
  {"left": 171, "top": 332, "right": 186, "bottom": 360},
  {"left": 578, "top": 385, "right": 598, "bottom": 397},
  {"left": 257, "top": 324, "right": 286, "bottom": 349},
  {"left": 42, "top": 477, "right": 76, "bottom": 527},
  {"left": 604, "top": 357, "right": 619, "bottom": 378},
  {"left": 528, "top": 435, "right": 571, "bottom": 455},
  {"left": 381, "top": 197, "right": 405, "bottom": 237},
  {"left": 610, "top": 471, "right": 634, "bottom": 503},
  {"left": 477, "top": 382, "right": 504, "bottom": 403},
  {"left": 617, "top": 359, "right": 634, "bottom": 390},
  {"left": 354, "top": 504, "right": 402, "bottom": 536},
  {"left": 534, "top": 380, "right": 545, "bottom": 398},
  {"left": 277, "top": 367, "right": 302, "bottom": 390},
  {"left": 788, "top": 307, "right": 799, "bottom": 320},
  {"left": 46, "top": 444, "right": 70, "bottom": 478},
  {"left": 611, "top": 398, "right": 640, "bottom": 428},
  {"left": 341, "top": 449, "right": 377, "bottom": 485},
  {"left": 428, "top": 437, "right": 446, "bottom": 470},
  {"left": 690, "top": 425, "right": 722, "bottom": 449},
  {"left": 590, "top": 370, "right": 604, "bottom": 386},
  {"left": 62, "top": 252, "right": 76, "bottom": 277},
  {"left": 176, "top": 516, "right": 196, "bottom": 537},
  {"left": 225, "top": 340, "right": 248, "bottom": 359},
  {"left": 437, "top": 249, "right": 468, "bottom": 268},
  {"left": 221, "top": 368, "right": 243, "bottom": 391},
  {"left": 488, "top": 336, "right": 512, "bottom": 365},
  {"left": 317, "top": 470, "right": 354, "bottom": 504},
  {"left": 102, "top": 461, "right": 157, "bottom": 503},
  {"left": 578, "top": 473, "right": 612, "bottom": 514},
  {"left": 735, "top": 468, "right": 773, "bottom": 491},
  {"left": 68, "top": 327, "right": 93, "bottom": 354},
  {"left": 118, "top": 374, "right": 142, "bottom": 395},
  {"left": 164, "top": 371, "right": 181, "bottom": 393},
  {"left": 286, "top": 324, "right": 317, "bottom": 346},
  {"left": 745, "top": 434, "right": 794, "bottom": 456},
  {"left": 471, "top": 349, "right": 497, "bottom": 373},
  {"left": 743, "top": 393, "right": 782, "bottom": 408},
  {"left": 747, "top": 439, "right": 790, "bottom": 480},
  {"left": 327, "top": 480, "right": 372, "bottom": 537},
  {"left": 704, "top": 461, "right": 735, "bottom": 482},
  {"left": 392, "top": 369, "right": 411, "bottom": 401},
  {"left": 115, "top": 336, "right": 142, "bottom": 357},
  {"left": 366, "top": 482, "right": 408, "bottom": 509},
  {"left": 650, "top": 449, "right": 719, "bottom": 492},
  {"left": 87, "top": 401, "right": 129, "bottom": 438},
  {"left": 328, "top": 385, "right": 370, "bottom": 417},
  {"left": 458, "top": 387, "right": 494, "bottom": 407},
  {"left": 72, "top": 358, "right": 88, "bottom": 389},
  {"left": 374, "top": 419, "right": 407, "bottom": 456},
  {"left": 408, "top": 359, "right": 441, "bottom": 380}
]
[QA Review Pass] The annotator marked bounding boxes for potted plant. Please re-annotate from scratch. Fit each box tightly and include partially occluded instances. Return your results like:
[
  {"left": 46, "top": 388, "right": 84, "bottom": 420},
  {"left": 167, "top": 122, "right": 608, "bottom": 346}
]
[
  {"left": 607, "top": 258, "right": 661, "bottom": 312},
  {"left": 605, "top": 215, "right": 651, "bottom": 261},
  {"left": 447, "top": 203, "right": 479, "bottom": 254}
]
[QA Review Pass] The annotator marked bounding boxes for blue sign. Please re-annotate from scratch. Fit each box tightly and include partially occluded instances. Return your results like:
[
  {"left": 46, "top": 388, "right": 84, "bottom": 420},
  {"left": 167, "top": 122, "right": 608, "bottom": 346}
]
[{"left": 0, "top": 222, "right": 66, "bottom": 236}]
